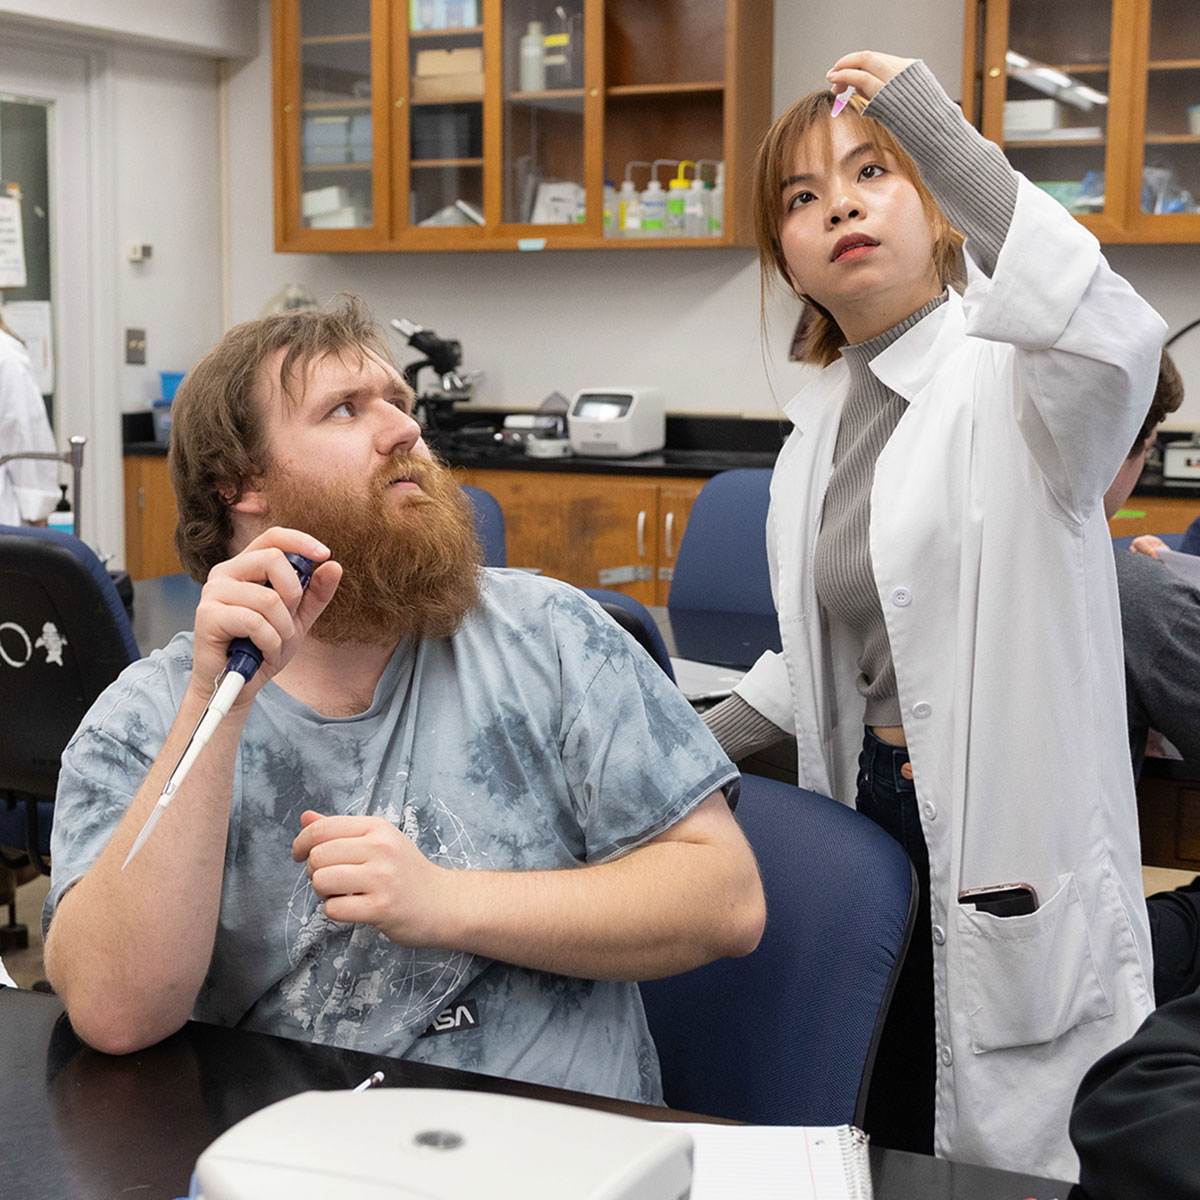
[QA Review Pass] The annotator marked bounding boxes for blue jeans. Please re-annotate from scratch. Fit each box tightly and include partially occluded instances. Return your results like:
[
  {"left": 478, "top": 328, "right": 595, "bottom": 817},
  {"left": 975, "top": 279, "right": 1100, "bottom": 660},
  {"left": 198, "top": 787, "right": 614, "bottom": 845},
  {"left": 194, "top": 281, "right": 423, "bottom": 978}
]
[{"left": 855, "top": 727, "right": 935, "bottom": 1154}]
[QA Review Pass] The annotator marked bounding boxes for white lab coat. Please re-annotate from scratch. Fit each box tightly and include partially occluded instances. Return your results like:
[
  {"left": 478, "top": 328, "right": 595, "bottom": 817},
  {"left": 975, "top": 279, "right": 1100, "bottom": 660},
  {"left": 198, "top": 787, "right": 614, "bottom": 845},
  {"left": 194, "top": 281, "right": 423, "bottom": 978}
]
[
  {"left": 736, "top": 177, "right": 1164, "bottom": 1181},
  {"left": 0, "top": 328, "right": 57, "bottom": 525}
]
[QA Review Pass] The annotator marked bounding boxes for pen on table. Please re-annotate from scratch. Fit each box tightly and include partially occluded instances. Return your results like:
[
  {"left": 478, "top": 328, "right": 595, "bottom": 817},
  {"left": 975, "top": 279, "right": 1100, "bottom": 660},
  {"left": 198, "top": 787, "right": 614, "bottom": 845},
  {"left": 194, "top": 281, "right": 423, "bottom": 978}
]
[
  {"left": 353, "top": 1071, "right": 385, "bottom": 1092},
  {"left": 121, "top": 552, "right": 317, "bottom": 870}
]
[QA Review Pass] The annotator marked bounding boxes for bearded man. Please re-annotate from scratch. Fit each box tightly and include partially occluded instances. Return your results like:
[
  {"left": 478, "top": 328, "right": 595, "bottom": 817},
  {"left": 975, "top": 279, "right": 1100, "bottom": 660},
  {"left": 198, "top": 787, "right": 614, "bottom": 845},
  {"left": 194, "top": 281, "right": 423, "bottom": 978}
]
[{"left": 42, "top": 298, "right": 764, "bottom": 1105}]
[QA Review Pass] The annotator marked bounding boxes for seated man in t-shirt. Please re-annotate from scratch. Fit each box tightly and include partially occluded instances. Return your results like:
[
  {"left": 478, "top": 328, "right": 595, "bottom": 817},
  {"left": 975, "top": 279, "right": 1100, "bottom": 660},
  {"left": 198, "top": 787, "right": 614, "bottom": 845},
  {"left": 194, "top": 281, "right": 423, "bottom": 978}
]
[{"left": 42, "top": 297, "right": 765, "bottom": 1104}]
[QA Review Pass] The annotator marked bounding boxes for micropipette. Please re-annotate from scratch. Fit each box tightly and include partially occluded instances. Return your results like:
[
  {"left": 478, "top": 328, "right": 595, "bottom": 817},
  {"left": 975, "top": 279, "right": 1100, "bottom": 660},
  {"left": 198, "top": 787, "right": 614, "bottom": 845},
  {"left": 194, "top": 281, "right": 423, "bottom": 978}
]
[
  {"left": 831, "top": 85, "right": 856, "bottom": 117},
  {"left": 122, "top": 553, "right": 316, "bottom": 869}
]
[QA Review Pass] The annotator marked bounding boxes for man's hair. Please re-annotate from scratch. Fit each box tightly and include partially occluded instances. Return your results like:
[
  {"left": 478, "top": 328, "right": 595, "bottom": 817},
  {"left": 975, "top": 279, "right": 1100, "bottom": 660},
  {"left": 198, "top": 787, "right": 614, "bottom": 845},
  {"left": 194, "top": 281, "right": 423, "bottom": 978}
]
[
  {"left": 1129, "top": 346, "right": 1185, "bottom": 459},
  {"left": 751, "top": 88, "right": 965, "bottom": 366},
  {"left": 169, "top": 295, "right": 397, "bottom": 581}
]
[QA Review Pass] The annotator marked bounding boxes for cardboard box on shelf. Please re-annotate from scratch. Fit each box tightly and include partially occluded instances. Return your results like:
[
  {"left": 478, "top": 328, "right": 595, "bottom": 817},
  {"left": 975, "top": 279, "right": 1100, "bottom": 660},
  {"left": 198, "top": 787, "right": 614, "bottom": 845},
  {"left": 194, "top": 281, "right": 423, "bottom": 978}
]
[
  {"left": 415, "top": 47, "right": 483, "bottom": 76},
  {"left": 411, "top": 47, "right": 484, "bottom": 100}
]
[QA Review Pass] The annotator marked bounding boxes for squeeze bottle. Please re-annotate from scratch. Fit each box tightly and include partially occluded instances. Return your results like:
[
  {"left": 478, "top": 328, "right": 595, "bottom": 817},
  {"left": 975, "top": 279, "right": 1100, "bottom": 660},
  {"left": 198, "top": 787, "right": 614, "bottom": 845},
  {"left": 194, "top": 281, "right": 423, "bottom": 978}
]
[
  {"left": 708, "top": 161, "right": 725, "bottom": 237},
  {"left": 519, "top": 22, "right": 545, "bottom": 92},
  {"left": 667, "top": 161, "right": 695, "bottom": 235}
]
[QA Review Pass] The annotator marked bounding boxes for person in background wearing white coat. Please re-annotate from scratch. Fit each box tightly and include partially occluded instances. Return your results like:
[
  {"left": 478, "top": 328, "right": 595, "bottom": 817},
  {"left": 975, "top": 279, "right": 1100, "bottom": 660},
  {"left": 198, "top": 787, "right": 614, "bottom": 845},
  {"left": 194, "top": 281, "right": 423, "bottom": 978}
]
[
  {"left": 0, "top": 312, "right": 58, "bottom": 525},
  {"left": 702, "top": 51, "right": 1163, "bottom": 1181}
]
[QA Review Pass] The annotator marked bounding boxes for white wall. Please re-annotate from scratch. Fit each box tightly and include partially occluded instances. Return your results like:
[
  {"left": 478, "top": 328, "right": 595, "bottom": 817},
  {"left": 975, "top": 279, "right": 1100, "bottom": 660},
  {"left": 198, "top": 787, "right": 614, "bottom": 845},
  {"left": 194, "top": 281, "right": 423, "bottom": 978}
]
[{"left": 111, "top": 44, "right": 226, "bottom": 412}]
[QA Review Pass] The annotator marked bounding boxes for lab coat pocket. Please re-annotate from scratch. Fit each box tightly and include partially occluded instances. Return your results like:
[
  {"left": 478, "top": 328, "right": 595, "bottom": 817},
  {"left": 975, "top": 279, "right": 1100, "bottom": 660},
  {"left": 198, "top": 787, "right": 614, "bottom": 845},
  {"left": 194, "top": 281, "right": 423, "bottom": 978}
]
[{"left": 955, "top": 872, "right": 1112, "bottom": 1054}]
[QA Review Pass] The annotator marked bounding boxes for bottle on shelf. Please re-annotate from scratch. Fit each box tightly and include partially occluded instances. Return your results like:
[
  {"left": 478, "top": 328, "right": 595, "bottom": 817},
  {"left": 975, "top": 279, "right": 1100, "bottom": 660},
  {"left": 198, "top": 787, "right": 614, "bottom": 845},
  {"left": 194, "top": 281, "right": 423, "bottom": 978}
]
[
  {"left": 684, "top": 169, "right": 709, "bottom": 237},
  {"left": 47, "top": 484, "right": 73, "bottom": 535},
  {"left": 542, "top": 7, "right": 572, "bottom": 88},
  {"left": 707, "top": 160, "right": 726, "bottom": 237},
  {"left": 667, "top": 160, "right": 696, "bottom": 235},
  {"left": 603, "top": 170, "right": 618, "bottom": 238},
  {"left": 642, "top": 160, "right": 675, "bottom": 237},
  {"left": 617, "top": 161, "right": 650, "bottom": 238},
  {"left": 519, "top": 21, "right": 545, "bottom": 93}
]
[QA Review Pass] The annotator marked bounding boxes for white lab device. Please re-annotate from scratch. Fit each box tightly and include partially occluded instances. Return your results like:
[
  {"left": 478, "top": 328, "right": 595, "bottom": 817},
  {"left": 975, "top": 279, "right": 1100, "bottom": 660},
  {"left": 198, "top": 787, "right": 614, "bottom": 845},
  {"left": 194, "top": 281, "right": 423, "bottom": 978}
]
[
  {"left": 190, "top": 1088, "right": 693, "bottom": 1200},
  {"left": 1163, "top": 438, "right": 1200, "bottom": 482},
  {"left": 568, "top": 387, "right": 666, "bottom": 458}
]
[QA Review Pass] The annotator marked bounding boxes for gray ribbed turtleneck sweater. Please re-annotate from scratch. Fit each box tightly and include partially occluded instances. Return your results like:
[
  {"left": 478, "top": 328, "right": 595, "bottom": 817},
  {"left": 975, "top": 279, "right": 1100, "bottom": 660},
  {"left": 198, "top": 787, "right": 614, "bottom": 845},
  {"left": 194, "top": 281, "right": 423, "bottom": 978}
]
[{"left": 704, "top": 59, "right": 1019, "bottom": 762}]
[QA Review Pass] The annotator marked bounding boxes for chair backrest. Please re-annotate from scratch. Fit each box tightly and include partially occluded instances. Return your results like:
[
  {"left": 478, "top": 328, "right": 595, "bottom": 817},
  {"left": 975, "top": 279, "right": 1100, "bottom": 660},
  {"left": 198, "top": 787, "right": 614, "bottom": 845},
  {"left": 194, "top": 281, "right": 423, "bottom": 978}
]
[
  {"left": 0, "top": 526, "right": 140, "bottom": 866},
  {"left": 639, "top": 772, "right": 916, "bottom": 1127},
  {"left": 462, "top": 484, "right": 507, "bottom": 568},
  {"left": 580, "top": 587, "right": 675, "bottom": 682},
  {"left": 668, "top": 469, "right": 774, "bottom": 615},
  {"left": 1180, "top": 513, "right": 1200, "bottom": 557}
]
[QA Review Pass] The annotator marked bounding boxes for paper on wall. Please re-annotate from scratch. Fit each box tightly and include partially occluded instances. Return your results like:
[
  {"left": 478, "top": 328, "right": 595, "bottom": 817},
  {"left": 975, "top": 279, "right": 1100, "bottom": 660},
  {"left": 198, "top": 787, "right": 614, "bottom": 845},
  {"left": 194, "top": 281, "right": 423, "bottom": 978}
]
[
  {"left": 0, "top": 299, "right": 53, "bottom": 394},
  {"left": 0, "top": 193, "right": 26, "bottom": 289}
]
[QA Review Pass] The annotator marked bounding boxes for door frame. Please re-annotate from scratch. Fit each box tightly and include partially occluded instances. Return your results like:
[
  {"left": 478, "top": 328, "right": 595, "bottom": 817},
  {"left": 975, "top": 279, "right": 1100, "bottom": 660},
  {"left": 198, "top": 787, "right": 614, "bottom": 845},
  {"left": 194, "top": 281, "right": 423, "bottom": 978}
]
[{"left": 0, "top": 23, "right": 118, "bottom": 562}]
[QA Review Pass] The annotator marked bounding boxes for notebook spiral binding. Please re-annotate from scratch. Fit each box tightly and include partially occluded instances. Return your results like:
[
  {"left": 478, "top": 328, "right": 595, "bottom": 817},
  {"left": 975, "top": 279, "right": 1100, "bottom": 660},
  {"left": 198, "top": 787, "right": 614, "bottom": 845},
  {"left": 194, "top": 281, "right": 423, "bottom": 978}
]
[{"left": 839, "top": 1125, "right": 874, "bottom": 1199}]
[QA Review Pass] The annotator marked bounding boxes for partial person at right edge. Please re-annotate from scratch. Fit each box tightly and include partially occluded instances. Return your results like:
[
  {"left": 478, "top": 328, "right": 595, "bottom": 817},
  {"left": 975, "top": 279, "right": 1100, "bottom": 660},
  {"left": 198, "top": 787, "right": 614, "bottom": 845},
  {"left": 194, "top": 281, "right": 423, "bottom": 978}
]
[
  {"left": 1103, "top": 347, "right": 1200, "bottom": 1009},
  {"left": 703, "top": 51, "right": 1163, "bottom": 1182},
  {"left": 0, "top": 314, "right": 58, "bottom": 525}
]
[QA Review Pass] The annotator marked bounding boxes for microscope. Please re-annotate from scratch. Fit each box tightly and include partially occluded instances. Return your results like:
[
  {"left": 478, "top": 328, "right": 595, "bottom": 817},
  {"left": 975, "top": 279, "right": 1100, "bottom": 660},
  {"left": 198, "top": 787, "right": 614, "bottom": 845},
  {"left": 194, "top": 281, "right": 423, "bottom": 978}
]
[{"left": 390, "top": 318, "right": 482, "bottom": 447}]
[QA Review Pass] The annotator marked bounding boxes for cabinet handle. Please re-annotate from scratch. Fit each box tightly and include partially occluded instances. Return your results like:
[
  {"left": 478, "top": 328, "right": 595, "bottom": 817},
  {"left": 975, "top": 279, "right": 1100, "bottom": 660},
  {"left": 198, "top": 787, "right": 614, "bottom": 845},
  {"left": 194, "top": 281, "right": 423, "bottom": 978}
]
[
  {"left": 637, "top": 510, "right": 646, "bottom": 558},
  {"left": 664, "top": 511, "right": 675, "bottom": 561},
  {"left": 138, "top": 486, "right": 145, "bottom": 510}
]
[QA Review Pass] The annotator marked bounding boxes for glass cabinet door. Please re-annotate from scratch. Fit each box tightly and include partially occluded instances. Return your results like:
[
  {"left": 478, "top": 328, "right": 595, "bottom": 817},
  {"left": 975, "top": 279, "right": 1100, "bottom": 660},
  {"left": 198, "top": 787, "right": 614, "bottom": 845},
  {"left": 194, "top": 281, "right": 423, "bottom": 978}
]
[
  {"left": 999, "top": 0, "right": 1114, "bottom": 221},
  {"left": 501, "top": 1, "right": 587, "bottom": 226},
  {"left": 405, "top": 1, "right": 485, "bottom": 231},
  {"left": 1138, "top": 0, "right": 1200, "bottom": 219},
  {"left": 295, "top": 0, "right": 376, "bottom": 232}
]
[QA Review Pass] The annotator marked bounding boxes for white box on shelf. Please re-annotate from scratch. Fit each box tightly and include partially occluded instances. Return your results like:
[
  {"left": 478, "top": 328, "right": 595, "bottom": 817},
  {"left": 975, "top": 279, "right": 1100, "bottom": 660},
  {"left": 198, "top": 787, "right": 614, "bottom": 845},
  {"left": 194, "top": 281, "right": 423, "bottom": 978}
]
[
  {"left": 301, "top": 186, "right": 351, "bottom": 217},
  {"left": 308, "top": 206, "right": 365, "bottom": 229},
  {"left": 1003, "top": 98, "right": 1065, "bottom": 135}
]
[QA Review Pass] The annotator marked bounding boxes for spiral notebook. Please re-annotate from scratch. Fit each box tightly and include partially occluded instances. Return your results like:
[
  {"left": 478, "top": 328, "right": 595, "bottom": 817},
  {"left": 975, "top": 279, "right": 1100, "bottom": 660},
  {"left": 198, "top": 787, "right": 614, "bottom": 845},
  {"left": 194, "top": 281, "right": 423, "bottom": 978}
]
[{"left": 663, "top": 1122, "right": 872, "bottom": 1199}]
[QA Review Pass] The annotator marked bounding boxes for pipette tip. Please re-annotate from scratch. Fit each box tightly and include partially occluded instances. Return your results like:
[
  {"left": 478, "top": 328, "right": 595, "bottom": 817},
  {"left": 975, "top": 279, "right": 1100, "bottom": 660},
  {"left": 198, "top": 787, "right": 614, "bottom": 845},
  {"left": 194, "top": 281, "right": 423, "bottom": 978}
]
[{"left": 831, "top": 85, "right": 855, "bottom": 117}]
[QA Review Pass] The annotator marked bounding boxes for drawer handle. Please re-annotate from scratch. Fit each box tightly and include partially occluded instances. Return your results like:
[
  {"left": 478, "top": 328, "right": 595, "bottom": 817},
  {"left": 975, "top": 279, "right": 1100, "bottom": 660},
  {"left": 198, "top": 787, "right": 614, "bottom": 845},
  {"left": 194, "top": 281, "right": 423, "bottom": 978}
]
[
  {"left": 664, "top": 511, "right": 675, "bottom": 560},
  {"left": 637, "top": 510, "right": 646, "bottom": 559}
]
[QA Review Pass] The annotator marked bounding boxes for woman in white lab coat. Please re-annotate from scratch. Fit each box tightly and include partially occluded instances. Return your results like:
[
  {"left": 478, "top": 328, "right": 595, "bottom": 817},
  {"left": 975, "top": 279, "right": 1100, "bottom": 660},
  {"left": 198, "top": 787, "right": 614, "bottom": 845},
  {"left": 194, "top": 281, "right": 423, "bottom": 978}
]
[
  {"left": 0, "top": 314, "right": 57, "bottom": 525},
  {"left": 703, "top": 52, "right": 1163, "bottom": 1181}
]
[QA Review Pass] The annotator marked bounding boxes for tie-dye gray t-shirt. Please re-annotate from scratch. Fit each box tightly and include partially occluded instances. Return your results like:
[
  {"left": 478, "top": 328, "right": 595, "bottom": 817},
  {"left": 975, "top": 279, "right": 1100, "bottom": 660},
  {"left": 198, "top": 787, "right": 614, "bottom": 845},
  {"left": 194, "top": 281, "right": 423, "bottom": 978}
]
[{"left": 46, "top": 569, "right": 738, "bottom": 1104}]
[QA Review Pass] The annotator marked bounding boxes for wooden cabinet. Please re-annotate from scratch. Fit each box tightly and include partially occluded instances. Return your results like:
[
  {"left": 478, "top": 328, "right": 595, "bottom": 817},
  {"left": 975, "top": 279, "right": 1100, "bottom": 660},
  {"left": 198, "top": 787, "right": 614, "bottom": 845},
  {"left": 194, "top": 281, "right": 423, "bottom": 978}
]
[
  {"left": 272, "top": 0, "right": 772, "bottom": 251},
  {"left": 458, "top": 467, "right": 703, "bottom": 604},
  {"left": 1108, "top": 492, "right": 1200, "bottom": 539},
  {"left": 123, "top": 456, "right": 182, "bottom": 581},
  {"left": 964, "top": 0, "right": 1200, "bottom": 242}
]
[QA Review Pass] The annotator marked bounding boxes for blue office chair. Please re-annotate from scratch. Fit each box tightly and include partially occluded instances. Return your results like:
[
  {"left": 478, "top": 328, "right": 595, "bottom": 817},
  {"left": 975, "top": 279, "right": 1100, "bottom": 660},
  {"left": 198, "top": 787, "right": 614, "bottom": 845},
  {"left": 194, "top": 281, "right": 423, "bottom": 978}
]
[
  {"left": 580, "top": 587, "right": 675, "bottom": 682},
  {"left": 1183, "top": 515, "right": 1200, "bottom": 557},
  {"left": 667, "top": 469, "right": 775, "bottom": 615},
  {"left": 462, "top": 484, "right": 506, "bottom": 568},
  {"left": 640, "top": 772, "right": 917, "bottom": 1127},
  {"left": 0, "top": 526, "right": 139, "bottom": 947}
]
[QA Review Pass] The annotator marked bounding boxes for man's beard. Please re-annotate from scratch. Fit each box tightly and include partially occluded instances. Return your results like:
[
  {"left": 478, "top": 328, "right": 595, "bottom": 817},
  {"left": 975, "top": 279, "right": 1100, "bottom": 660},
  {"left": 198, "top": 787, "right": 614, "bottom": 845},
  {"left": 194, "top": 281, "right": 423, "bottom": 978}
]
[{"left": 263, "top": 453, "right": 482, "bottom": 646}]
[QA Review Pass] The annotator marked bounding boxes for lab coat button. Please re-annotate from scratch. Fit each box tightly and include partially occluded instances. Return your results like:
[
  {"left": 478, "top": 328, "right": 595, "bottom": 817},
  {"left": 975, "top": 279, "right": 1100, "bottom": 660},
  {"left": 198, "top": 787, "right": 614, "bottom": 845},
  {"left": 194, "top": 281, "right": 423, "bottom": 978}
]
[
  {"left": 890, "top": 587, "right": 912, "bottom": 607},
  {"left": 932, "top": 924, "right": 946, "bottom": 945},
  {"left": 912, "top": 702, "right": 932, "bottom": 719},
  {"left": 922, "top": 800, "right": 937, "bottom": 821},
  {"left": 940, "top": 1045, "right": 953, "bottom": 1067}
]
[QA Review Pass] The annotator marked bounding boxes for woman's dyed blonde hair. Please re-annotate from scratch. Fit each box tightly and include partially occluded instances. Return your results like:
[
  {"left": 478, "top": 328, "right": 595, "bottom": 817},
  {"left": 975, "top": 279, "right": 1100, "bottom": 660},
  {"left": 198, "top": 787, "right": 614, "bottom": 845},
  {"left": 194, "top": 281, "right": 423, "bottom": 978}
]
[{"left": 752, "top": 89, "right": 965, "bottom": 366}]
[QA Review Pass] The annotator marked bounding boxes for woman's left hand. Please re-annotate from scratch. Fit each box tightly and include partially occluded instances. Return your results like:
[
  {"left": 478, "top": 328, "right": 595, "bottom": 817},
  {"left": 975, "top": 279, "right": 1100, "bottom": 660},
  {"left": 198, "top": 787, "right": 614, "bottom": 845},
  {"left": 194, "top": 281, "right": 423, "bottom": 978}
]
[{"left": 827, "top": 51, "right": 915, "bottom": 103}]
